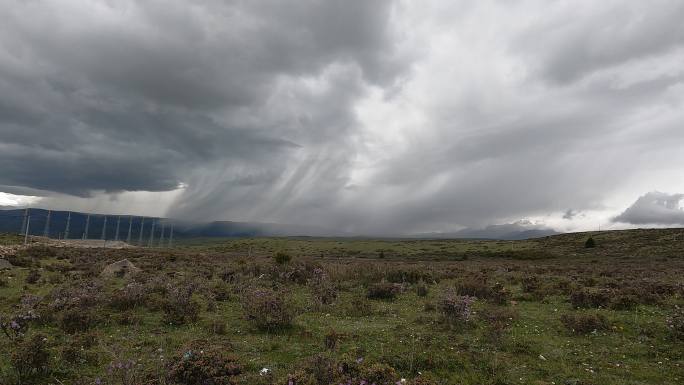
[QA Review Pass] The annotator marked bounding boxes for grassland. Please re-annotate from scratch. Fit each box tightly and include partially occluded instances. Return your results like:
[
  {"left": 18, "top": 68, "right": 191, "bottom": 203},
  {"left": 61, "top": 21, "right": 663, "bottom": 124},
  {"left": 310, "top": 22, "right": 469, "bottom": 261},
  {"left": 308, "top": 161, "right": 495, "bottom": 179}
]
[{"left": 1, "top": 229, "right": 683, "bottom": 384}]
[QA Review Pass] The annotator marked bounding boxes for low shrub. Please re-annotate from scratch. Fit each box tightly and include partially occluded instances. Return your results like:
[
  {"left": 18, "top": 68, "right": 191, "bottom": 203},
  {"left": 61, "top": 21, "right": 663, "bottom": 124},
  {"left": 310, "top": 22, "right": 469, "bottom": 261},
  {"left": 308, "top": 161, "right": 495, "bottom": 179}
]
[
  {"left": 162, "top": 285, "right": 201, "bottom": 325},
  {"left": 58, "top": 307, "right": 99, "bottom": 333},
  {"left": 241, "top": 287, "right": 294, "bottom": 331},
  {"left": 110, "top": 282, "right": 147, "bottom": 310},
  {"left": 585, "top": 237, "right": 596, "bottom": 248},
  {"left": 309, "top": 268, "right": 337, "bottom": 307},
  {"left": 274, "top": 251, "right": 292, "bottom": 265},
  {"left": 438, "top": 289, "right": 474, "bottom": 326},
  {"left": 168, "top": 344, "right": 242, "bottom": 385},
  {"left": 21, "top": 245, "right": 58, "bottom": 259},
  {"left": 521, "top": 276, "right": 540, "bottom": 293},
  {"left": 287, "top": 354, "right": 400, "bottom": 385},
  {"left": 457, "top": 278, "right": 509, "bottom": 304},
  {"left": 25, "top": 269, "right": 41, "bottom": 285},
  {"left": 609, "top": 294, "right": 639, "bottom": 310},
  {"left": 11, "top": 333, "right": 50, "bottom": 382},
  {"left": 560, "top": 312, "right": 609, "bottom": 334},
  {"left": 569, "top": 288, "right": 611, "bottom": 308},
  {"left": 211, "top": 282, "right": 231, "bottom": 302},
  {"left": 366, "top": 282, "right": 402, "bottom": 300}
]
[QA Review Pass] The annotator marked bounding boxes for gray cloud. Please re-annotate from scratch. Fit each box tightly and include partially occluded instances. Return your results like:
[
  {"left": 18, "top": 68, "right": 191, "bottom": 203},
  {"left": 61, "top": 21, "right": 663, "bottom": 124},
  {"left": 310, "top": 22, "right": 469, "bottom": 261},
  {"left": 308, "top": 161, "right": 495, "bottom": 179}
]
[
  {"left": 0, "top": 0, "right": 400, "bottom": 197},
  {"left": 563, "top": 210, "right": 578, "bottom": 220},
  {"left": 2, "top": 1, "right": 684, "bottom": 235},
  {"left": 516, "top": 2, "right": 684, "bottom": 84},
  {"left": 614, "top": 192, "right": 684, "bottom": 225}
]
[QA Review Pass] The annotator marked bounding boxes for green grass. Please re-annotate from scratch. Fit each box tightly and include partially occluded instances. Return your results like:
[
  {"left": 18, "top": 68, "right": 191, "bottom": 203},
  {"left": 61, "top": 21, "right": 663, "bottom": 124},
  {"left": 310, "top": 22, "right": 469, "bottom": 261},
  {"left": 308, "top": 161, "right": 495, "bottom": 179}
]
[{"left": 0, "top": 230, "right": 683, "bottom": 384}]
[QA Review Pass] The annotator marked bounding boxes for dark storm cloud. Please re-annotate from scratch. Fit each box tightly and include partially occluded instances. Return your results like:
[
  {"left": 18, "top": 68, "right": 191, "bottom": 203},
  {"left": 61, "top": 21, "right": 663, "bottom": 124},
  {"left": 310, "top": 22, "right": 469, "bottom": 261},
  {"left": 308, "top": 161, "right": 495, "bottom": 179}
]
[
  {"left": 614, "top": 192, "right": 684, "bottom": 225},
  {"left": 3, "top": 1, "right": 684, "bottom": 234},
  {"left": 0, "top": 0, "right": 399, "bottom": 196}
]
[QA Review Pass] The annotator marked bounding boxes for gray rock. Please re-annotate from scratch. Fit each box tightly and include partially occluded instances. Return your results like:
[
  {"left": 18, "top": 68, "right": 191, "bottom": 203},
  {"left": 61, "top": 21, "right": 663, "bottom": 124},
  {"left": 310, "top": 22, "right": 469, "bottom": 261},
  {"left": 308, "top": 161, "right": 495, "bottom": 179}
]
[
  {"left": 101, "top": 259, "right": 140, "bottom": 278},
  {"left": 0, "top": 258, "right": 13, "bottom": 269}
]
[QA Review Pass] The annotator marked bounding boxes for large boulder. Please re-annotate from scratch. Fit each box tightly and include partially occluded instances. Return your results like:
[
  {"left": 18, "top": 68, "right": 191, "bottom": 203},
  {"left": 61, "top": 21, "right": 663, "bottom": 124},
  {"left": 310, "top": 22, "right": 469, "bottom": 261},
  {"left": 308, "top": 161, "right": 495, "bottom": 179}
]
[
  {"left": 0, "top": 258, "right": 13, "bottom": 270},
  {"left": 101, "top": 259, "right": 140, "bottom": 278}
]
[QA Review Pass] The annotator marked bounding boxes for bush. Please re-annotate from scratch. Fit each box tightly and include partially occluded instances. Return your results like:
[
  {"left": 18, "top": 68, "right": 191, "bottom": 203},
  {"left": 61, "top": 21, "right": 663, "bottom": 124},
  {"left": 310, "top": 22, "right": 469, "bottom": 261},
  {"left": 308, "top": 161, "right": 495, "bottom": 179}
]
[
  {"left": 20, "top": 245, "right": 58, "bottom": 259},
  {"left": 25, "top": 269, "right": 41, "bottom": 285},
  {"left": 569, "top": 288, "right": 611, "bottom": 308},
  {"left": 11, "top": 333, "right": 50, "bottom": 382},
  {"left": 162, "top": 285, "right": 201, "bottom": 325},
  {"left": 521, "top": 276, "right": 540, "bottom": 293},
  {"left": 309, "top": 268, "right": 337, "bottom": 307},
  {"left": 457, "top": 278, "right": 509, "bottom": 304},
  {"left": 110, "top": 282, "right": 147, "bottom": 310},
  {"left": 456, "top": 277, "right": 491, "bottom": 298},
  {"left": 438, "top": 289, "right": 474, "bottom": 326},
  {"left": 609, "top": 294, "right": 638, "bottom": 310},
  {"left": 585, "top": 237, "right": 596, "bottom": 248},
  {"left": 366, "top": 283, "right": 402, "bottom": 300},
  {"left": 560, "top": 312, "right": 609, "bottom": 334},
  {"left": 241, "top": 287, "right": 294, "bottom": 331},
  {"left": 168, "top": 344, "right": 242, "bottom": 385},
  {"left": 274, "top": 251, "right": 292, "bottom": 265},
  {"left": 58, "top": 307, "right": 99, "bottom": 333},
  {"left": 666, "top": 308, "right": 684, "bottom": 340},
  {"left": 287, "top": 354, "right": 400, "bottom": 385}
]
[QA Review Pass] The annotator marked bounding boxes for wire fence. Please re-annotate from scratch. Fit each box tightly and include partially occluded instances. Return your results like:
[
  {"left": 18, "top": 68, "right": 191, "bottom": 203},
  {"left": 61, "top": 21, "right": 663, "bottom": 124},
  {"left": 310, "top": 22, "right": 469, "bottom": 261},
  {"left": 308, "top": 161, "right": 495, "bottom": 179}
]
[{"left": 0, "top": 209, "right": 173, "bottom": 247}]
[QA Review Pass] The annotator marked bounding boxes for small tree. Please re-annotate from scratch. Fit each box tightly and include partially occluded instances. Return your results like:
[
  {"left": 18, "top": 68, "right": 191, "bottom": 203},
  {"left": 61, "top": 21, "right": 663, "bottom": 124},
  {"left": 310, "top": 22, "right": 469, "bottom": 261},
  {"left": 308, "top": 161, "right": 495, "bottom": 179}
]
[{"left": 585, "top": 237, "right": 596, "bottom": 248}]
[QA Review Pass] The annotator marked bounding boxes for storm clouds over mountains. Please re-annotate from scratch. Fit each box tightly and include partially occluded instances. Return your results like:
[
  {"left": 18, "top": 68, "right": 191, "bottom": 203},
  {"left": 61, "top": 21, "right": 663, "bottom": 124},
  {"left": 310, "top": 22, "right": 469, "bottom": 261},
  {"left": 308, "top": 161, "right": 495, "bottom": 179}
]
[{"left": 2, "top": 1, "right": 684, "bottom": 235}]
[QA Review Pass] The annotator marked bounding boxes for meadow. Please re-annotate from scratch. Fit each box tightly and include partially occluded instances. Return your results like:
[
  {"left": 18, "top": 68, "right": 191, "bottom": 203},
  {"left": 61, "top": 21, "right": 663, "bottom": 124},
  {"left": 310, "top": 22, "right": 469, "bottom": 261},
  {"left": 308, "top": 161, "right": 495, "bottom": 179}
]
[{"left": 1, "top": 229, "right": 683, "bottom": 384}]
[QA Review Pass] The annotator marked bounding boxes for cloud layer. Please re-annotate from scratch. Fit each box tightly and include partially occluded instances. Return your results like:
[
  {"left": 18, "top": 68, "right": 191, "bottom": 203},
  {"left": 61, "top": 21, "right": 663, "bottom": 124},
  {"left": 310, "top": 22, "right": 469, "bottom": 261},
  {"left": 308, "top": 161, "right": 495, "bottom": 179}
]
[
  {"left": 2, "top": 1, "right": 684, "bottom": 234},
  {"left": 614, "top": 192, "right": 684, "bottom": 225}
]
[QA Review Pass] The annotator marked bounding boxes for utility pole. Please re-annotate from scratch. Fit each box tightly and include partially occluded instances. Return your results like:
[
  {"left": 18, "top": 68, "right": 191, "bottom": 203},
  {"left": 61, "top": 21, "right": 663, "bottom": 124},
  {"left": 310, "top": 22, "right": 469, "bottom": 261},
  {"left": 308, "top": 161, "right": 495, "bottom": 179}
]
[
  {"left": 138, "top": 217, "right": 145, "bottom": 246},
  {"left": 83, "top": 214, "right": 90, "bottom": 240},
  {"left": 148, "top": 219, "right": 156, "bottom": 247},
  {"left": 64, "top": 212, "right": 71, "bottom": 239},
  {"left": 43, "top": 210, "right": 51, "bottom": 238},
  {"left": 24, "top": 216, "right": 30, "bottom": 245},
  {"left": 159, "top": 221, "right": 165, "bottom": 248},
  {"left": 126, "top": 216, "right": 133, "bottom": 244},
  {"left": 101, "top": 216, "right": 108, "bottom": 240},
  {"left": 115, "top": 216, "right": 121, "bottom": 241}
]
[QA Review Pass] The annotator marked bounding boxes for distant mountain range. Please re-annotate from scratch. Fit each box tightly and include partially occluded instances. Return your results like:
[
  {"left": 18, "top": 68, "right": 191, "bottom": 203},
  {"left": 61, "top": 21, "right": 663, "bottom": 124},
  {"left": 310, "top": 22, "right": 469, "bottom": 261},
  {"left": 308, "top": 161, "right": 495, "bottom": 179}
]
[{"left": 0, "top": 208, "right": 558, "bottom": 241}]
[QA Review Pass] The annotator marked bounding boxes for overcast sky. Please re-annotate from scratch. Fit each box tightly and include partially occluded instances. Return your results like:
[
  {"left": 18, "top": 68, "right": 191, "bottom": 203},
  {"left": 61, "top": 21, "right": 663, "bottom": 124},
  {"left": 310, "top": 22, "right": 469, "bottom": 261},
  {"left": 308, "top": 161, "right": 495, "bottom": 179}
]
[{"left": 2, "top": 0, "right": 684, "bottom": 235}]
